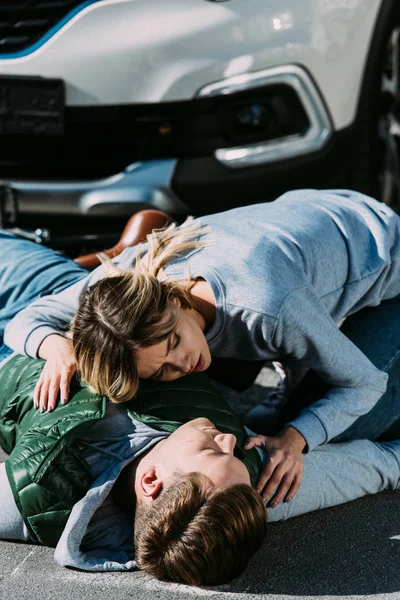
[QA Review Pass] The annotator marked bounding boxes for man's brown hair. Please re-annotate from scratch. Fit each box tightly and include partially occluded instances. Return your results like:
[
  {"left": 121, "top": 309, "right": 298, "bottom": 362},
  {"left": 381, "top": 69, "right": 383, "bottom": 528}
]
[{"left": 134, "top": 472, "right": 267, "bottom": 586}]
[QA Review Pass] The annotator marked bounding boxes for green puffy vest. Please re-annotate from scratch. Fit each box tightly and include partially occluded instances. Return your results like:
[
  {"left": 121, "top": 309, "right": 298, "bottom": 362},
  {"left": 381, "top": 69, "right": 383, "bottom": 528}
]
[{"left": 0, "top": 354, "right": 262, "bottom": 547}]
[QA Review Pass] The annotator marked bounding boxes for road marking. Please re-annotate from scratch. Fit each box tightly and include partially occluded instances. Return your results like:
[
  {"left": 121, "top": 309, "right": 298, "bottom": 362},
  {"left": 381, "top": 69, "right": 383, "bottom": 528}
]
[{"left": 10, "top": 548, "right": 37, "bottom": 577}]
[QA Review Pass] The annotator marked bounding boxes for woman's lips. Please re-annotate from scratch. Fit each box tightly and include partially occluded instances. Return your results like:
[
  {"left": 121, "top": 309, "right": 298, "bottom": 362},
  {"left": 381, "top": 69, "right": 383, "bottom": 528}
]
[{"left": 193, "top": 354, "right": 205, "bottom": 372}]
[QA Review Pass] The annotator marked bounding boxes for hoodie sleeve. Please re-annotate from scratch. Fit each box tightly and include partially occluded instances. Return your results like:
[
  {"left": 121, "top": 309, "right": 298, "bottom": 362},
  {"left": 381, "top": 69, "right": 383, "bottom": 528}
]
[
  {"left": 4, "top": 246, "right": 138, "bottom": 357},
  {"left": 272, "top": 285, "right": 388, "bottom": 452}
]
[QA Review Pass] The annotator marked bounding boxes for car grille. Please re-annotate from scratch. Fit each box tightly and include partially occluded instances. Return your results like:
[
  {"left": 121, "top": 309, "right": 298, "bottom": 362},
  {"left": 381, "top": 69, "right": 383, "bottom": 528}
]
[
  {"left": 0, "top": 0, "right": 100, "bottom": 55},
  {"left": 0, "top": 84, "right": 309, "bottom": 180}
]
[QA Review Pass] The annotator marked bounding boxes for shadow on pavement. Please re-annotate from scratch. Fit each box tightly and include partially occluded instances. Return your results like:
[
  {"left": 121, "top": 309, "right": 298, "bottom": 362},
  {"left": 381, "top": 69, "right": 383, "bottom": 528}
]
[
  {"left": 226, "top": 492, "right": 400, "bottom": 597},
  {"left": 1, "top": 490, "right": 400, "bottom": 599}
]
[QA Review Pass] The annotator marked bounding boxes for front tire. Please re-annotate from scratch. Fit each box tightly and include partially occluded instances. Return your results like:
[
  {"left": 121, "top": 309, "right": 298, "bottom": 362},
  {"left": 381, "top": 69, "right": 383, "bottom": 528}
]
[{"left": 349, "top": 1, "right": 400, "bottom": 211}]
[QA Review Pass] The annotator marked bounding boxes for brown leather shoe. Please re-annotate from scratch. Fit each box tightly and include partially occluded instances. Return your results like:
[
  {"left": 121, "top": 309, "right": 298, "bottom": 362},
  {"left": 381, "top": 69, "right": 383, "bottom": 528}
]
[{"left": 74, "top": 209, "right": 172, "bottom": 270}]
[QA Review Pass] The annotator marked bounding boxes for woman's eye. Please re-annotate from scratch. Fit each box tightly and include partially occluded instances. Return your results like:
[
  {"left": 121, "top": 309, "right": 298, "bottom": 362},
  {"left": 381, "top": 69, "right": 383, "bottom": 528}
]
[
  {"left": 156, "top": 367, "right": 165, "bottom": 380},
  {"left": 173, "top": 334, "right": 181, "bottom": 349}
]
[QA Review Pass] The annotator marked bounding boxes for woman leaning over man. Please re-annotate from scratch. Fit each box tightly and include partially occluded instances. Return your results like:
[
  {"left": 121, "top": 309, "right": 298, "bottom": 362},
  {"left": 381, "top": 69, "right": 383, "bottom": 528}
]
[{"left": 6, "top": 188, "right": 400, "bottom": 505}]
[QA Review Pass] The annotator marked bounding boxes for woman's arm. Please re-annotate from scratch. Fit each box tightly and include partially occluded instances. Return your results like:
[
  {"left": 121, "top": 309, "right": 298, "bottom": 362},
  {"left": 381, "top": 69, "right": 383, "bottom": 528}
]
[
  {"left": 4, "top": 246, "right": 139, "bottom": 411},
  {"left": 272, "top": 285, "right": 388, "bottom": 452},
  {"left": 248, "top": 283, "right": 387, "bottom": 505},
  {"left": 4, "top": 246, "right": 138, "bottom": 358}
]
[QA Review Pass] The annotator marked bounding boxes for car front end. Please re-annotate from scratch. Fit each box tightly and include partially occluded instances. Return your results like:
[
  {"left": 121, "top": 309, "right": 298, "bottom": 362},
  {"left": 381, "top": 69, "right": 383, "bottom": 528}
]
[{"left": 0, "top": 0, "right": 384, "bottom": 232}]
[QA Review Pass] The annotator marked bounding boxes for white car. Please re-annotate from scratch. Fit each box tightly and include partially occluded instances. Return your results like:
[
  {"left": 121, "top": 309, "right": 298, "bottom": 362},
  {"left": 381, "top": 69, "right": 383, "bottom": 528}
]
[{"left": 0, "top": 0, "right": 398, "bottom": 233}]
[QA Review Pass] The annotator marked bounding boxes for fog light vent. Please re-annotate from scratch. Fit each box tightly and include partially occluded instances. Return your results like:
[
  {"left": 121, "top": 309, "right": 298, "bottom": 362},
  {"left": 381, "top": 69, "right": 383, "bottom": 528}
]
[{"left": 234, "top": 103, "right": 272, "bottom": 135}]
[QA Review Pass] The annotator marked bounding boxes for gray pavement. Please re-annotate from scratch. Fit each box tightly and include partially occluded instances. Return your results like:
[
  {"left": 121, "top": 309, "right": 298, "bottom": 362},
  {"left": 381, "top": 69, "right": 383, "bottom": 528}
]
[{"left": 1, "top": 366, "right": 400, "bottom": 600}]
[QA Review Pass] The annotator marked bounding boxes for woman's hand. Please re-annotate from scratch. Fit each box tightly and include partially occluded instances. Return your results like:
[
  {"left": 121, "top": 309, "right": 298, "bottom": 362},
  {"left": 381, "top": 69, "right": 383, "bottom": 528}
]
[
  {"left": 244, "top": 426, "right": 306, "bottom": 506},
  {"left": 34, "top": 334, "right": 77, "bottom": 412}
]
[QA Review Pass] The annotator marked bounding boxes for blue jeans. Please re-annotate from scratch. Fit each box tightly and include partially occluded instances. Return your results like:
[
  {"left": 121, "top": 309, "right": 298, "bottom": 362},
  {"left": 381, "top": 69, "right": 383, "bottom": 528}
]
[
  {"left": 0, "top": 344, "right": 12, "bottom": 362},
  {"left": 0, "top": 230, "right": 87, "bottom": 343}
]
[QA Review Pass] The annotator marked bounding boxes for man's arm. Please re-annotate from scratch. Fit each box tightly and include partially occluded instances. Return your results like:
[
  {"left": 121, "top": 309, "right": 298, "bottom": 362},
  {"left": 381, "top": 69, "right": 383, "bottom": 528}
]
[
  {"left": 266, "top": 439, "right": 400, "bottom": 522},
  {"left": 0, "top": 462, "right": 31, "bottom": 541}
]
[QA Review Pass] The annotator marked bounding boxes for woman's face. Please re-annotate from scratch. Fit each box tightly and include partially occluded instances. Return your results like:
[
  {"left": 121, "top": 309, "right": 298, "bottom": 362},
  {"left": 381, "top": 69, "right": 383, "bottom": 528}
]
[{"left": 136, "top": 306, "right": 212, "bottom": 381}]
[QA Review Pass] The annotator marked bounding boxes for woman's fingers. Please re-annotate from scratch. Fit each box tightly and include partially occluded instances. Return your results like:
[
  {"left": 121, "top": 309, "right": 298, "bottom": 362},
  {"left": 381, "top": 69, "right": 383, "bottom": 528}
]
[
  {"left": 39, "top": 378, "right": 51, "bottom": 413},
  {"left": 255, "top": 453, "right": 281, "bottom": 497},
  {"left": 243, "top": 439, "right": 256, "bottom": 450},
  {"left": 47, "top": 379, "right": 62, "bottom": 412},
  {"left": 258, "top": 461, "right": 289, "bottom": 502},
  {"left": 60, "top": 373, "right": 72, "bottom": 406},
  {"left": 247, "top": 436, "right": 303, "bottom": 505},
  {"left": 267, "top": 473, "right": 292, "bottom": 507},
  {"left": 33, "top": 378, "right": 43, "bottom": 408},
  {"left": 33, "top": 336, "right": 77, "bottom": 412},
  {"left": 284, "top": 473, "right": 302, "bottom": 503},
  {"left": 256, "top": 450, "right": 304, "bottom": 504},
  {"left": 34, "top": 360, "right": 77, "bottom": 412},
  {"left": 243, "top": 434, "right": 268, "bottom": 450}
]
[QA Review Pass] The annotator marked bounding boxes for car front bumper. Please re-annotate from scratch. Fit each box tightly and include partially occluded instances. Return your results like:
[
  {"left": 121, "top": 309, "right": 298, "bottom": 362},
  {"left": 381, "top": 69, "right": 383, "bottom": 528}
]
[
  {"left": 3, "top": 160, "right": 185, "bottom": 218},
  {"left": 0, "top": 64, "right": 336, "bottom": 219}
]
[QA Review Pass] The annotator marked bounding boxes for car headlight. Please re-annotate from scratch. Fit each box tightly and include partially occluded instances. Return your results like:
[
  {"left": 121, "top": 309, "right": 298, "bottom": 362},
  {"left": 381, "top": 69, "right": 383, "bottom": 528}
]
[{"left": 198, "top": 65, "right": 332, "bottom": 168}]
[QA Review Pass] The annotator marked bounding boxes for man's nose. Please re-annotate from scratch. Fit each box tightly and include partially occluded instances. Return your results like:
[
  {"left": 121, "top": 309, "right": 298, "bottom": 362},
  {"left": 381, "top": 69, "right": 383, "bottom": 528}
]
[{"left": 214, "top": 433, "right": 236, "bottom": 455}]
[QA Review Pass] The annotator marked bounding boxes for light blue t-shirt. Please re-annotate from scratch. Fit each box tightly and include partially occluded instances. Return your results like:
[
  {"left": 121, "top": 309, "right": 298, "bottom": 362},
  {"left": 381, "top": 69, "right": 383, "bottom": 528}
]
[{"left": 5, "top": 189, "right": 400, "bottom": 451}]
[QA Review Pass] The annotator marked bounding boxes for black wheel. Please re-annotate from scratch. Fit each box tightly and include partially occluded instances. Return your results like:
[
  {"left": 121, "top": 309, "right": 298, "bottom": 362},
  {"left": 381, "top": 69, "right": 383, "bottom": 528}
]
[
  {"left": 378, "top": 25, "right": 400, "bottom": 210},
  {"left": 349, "top": 1, "right": 400, "bottom": 212}
]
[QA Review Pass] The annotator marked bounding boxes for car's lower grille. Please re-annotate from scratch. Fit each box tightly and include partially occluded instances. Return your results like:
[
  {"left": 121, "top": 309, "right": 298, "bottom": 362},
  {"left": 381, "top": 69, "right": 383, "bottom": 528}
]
[
  {"left": 0, "top": 0, "right": 101, "bottom": 55},
  {"left": 0, "top": 84, "right": 309, "bottom": 180}
]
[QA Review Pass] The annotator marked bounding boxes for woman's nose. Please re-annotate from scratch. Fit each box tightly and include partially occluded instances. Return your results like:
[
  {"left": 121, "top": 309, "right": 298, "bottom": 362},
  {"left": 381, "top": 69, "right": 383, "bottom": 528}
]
[
  {"left": 214, "top": 433, "right": 236, "bottom": 455},
  {"left": 174, "top": 351, "right": 192, "bottom": 373}
]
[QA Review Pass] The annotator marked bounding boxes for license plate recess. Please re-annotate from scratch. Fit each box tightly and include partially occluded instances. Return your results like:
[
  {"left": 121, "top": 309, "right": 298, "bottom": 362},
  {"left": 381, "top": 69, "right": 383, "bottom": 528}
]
[{"left": 0, "top": 75, "right": 64, "bottom": 136}]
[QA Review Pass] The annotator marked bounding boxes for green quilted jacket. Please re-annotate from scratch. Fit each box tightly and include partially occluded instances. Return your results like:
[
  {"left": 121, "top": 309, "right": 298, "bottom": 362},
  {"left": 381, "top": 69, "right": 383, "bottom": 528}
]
[{"left": 0, "top": 354, "right": 262, "bottom": 547}]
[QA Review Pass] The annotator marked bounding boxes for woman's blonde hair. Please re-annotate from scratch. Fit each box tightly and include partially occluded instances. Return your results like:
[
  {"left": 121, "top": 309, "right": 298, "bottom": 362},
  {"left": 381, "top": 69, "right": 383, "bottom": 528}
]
[
  {"left": 135, "top": 472, "right": 267, "bottom": 586},
  {"left": 72, "top": 217, "right": 209, "bottom": 402}
]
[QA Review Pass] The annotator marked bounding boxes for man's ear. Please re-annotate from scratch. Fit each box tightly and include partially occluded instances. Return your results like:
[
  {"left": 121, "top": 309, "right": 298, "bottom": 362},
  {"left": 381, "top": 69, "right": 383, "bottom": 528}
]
[{"left": 138, "top": 467, "right": 163, "bottom": 501}]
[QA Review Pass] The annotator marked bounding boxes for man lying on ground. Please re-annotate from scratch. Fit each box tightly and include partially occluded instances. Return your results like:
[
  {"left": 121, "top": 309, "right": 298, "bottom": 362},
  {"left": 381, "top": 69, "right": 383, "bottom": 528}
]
[{"left": 1, "top": 350, "right": 400, "bottom": 586}]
